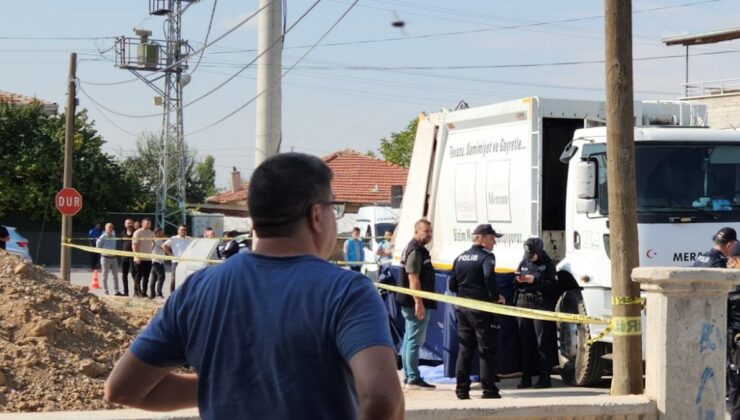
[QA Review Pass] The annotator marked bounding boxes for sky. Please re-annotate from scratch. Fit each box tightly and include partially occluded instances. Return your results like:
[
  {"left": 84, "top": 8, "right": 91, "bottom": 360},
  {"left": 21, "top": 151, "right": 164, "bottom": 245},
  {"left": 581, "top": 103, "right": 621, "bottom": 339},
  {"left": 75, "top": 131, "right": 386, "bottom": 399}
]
[{"left": 2, "top": 0, "right": 740, "bottom": 189}]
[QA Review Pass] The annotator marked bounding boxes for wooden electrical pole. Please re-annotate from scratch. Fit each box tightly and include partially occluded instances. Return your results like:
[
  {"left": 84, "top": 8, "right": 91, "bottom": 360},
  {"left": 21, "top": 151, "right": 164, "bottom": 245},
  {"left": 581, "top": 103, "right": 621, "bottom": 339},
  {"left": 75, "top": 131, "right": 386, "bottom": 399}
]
[
  {"left": 605, "top": 0, "right": 643, "bottom": 395},
  {"left": 60, "top": 52, "right": 77, "bottom": 282}
]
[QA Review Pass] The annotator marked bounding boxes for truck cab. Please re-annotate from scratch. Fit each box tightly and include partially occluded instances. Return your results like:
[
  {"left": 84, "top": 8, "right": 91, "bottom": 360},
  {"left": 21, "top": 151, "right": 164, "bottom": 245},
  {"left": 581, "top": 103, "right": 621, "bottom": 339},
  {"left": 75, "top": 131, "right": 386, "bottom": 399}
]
[{"left": 556, "top": 126, "right": 740, "bottom": 384}]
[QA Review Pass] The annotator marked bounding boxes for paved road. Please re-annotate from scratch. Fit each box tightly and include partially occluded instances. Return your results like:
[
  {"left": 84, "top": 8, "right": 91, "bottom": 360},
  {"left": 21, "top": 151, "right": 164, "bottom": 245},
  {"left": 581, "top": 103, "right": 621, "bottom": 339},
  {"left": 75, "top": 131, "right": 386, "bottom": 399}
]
[{"left": 46, "top": 265, "right": 176, "bottom": 300}]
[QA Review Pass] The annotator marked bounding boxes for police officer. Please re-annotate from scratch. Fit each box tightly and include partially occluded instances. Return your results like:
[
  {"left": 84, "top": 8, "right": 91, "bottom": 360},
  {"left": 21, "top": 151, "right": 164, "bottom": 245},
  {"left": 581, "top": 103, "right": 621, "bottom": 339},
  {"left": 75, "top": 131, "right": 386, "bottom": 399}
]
[
  {"left": 728, "top": 243, "right": 740, "bottom": 420},
  {"left": 514, "top": 237, "right": 559, "bottom": 389},
  {"left": 693, "top": 226, "right": 736, "bottom": 268},
  {"left": 694, "top": 227, "right": 739, "bottom": 418},
  {"left": 448, "top": 224, "right": 504, "bottom": 400}
]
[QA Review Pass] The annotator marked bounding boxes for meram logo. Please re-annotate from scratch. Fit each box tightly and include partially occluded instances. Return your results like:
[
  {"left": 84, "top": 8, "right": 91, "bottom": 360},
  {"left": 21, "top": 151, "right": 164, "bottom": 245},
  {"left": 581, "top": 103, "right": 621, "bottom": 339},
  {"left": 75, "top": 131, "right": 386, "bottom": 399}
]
[{"left": 673, "top": 252, "right": 703, "bottom": 262}]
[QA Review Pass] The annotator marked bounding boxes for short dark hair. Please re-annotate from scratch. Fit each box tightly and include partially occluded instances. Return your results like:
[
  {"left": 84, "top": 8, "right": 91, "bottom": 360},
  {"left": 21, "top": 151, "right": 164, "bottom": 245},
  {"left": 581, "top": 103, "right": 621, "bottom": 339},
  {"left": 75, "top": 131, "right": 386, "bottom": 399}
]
[
  {"left": 249, "top": 153, "right": 333, "bottom": 238},
  {"left": 352, "top": 227, "right": 361, "bottom": 233}
]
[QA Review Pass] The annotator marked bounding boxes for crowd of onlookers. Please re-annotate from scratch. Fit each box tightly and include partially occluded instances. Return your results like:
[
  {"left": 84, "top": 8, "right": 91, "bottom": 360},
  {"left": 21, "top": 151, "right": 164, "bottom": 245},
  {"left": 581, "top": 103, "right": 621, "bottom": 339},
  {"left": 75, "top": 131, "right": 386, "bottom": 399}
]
[{"left": 90, "top": 220, "right": 247, "bottom": 298}]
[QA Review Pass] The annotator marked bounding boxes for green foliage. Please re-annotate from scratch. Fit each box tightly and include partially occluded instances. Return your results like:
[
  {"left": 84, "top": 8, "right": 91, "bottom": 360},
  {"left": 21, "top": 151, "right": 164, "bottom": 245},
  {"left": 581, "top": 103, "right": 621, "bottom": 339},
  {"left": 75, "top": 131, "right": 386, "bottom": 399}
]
[
  {"left": 379, "top": 117, "right": 418, "bottom": 168},
  {"left": 0, "top": 104, "right": 143, "bottom": 224},
  {"left": 189, "top": 155, "right": 217, "bottom": 203},
  {"left": 122, "top": 133, "right": 217, "bottom": 211}
]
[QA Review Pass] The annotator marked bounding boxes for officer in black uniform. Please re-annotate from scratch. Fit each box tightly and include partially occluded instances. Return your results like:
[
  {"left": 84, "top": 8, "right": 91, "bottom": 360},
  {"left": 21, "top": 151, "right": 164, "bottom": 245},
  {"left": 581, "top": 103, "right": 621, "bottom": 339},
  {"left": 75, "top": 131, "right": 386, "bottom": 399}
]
[
  {"left": 514, "top": 237, "right": 559, "bottom": 389},
  {"left": 693, "top": 226, "right": 736, "bottom": 268},
  {"left": 694, "top": 227, "right": 739, "bottom": 418},
  {"left": 449, "top": 224, "right": 504, "bottom": 400}
]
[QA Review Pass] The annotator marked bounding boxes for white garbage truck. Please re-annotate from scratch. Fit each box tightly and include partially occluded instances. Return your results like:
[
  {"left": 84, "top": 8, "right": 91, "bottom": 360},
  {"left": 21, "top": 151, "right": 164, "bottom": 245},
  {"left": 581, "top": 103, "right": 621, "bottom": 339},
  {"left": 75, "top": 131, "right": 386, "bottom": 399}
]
[{"left": 392, "top": 96, "right": 740, "bottom": 385}]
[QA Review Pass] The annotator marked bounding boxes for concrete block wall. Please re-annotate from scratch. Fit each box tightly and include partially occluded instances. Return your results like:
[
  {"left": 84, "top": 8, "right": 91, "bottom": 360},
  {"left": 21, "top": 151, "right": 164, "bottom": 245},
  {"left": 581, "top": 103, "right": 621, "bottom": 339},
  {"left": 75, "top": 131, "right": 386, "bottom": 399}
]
[{"left": 687, "top": 94, "right": 740, "bottom": 129}]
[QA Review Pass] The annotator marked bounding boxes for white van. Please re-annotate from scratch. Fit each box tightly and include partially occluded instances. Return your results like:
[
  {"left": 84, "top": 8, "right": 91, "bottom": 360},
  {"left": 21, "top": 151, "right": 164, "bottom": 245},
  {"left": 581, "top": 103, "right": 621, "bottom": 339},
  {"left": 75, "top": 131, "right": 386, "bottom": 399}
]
[{"left": 353, "top": 206, "right": 399, "bottom": 279}]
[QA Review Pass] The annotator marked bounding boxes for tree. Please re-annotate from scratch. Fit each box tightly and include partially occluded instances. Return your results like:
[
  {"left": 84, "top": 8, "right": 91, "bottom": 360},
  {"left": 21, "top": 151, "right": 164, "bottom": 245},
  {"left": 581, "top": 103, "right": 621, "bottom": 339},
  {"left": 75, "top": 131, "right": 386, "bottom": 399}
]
[
  {"left": 0, "top": 104, "right": 143, "bottom": 224},
  {"left": 379, "top": 117, "right": 418, "bottom": 168},
  {"left": 189, "top": 155, "right": 216, "bottom": 203},
  {"left": 122, "top": 132, "right": 216, "bottom": 210}
]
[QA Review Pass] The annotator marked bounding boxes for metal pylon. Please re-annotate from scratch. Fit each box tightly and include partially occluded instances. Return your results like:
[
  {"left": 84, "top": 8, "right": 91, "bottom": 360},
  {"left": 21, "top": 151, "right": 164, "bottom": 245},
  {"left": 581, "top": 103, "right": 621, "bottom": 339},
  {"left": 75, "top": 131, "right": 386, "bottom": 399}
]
[
  {"left": 156, "top": 0, "right": 188, "bottom": 231},
  {"left": 115, "top": 0, "right": 194, "bottom": 230}
]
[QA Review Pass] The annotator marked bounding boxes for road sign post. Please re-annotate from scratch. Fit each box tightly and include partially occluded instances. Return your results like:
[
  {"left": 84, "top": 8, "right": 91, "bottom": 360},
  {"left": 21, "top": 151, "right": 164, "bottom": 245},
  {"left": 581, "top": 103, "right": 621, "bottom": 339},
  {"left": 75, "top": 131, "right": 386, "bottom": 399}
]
[{"left": 57, "top": 186, "right": 82, "bottom": 283}]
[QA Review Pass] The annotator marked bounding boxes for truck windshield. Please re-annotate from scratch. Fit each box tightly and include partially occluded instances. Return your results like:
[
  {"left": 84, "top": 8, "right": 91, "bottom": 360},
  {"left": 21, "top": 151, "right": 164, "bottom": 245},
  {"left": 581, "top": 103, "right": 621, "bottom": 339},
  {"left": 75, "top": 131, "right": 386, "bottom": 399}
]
[
  {"left": 587, "top": 142, "right": 740, "bottom": 220},
  {"left": 635, "top": 143, "right": 740, "bottom": 213}
]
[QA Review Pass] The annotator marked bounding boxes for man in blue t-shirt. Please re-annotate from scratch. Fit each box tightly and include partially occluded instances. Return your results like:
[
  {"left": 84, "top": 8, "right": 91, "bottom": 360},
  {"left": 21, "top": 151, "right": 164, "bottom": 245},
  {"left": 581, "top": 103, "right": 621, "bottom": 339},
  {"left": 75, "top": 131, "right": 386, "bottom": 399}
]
[
  {"left": 104, "top": 153, "right": 404, "bottom": 420},
  {"left": 343, "top": 227, "right": 365, "bottom": 271}
]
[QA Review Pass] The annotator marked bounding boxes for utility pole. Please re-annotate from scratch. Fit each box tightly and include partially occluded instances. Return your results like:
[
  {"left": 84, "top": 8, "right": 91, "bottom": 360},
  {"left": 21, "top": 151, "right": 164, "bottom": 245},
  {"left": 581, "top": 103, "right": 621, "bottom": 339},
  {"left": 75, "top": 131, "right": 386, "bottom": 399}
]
[
  {"left": 254, "top": 0, "right": 283, "bottom": 167},
  {"left": 60, "top": 52, "right": 77, "bottom": 282},
  {"left": 114, "top": 0, "right": 195, "bottom": 230},
  {"left": 605, "top": 0, "right": 643, "bottom": 395}
]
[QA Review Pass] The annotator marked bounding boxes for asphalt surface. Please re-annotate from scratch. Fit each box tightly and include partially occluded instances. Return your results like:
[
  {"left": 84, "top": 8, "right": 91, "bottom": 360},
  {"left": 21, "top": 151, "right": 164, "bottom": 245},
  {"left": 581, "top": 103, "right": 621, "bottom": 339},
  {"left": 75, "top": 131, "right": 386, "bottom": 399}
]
[{"left": 46, "top": 265, "right": 176, "bottom": 299}]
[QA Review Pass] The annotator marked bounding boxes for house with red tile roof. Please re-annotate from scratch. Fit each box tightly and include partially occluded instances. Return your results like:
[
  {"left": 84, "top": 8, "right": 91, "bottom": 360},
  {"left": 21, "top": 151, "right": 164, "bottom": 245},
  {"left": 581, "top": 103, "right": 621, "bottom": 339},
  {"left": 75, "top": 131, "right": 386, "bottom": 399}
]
[
  {"left": 0, "top": 90, "right": 58, "bottom": 115},
  {"left": 323, "top": 150, "right": 408, "bottom": 212},
  {"left": 202, "top": 151, "right": 408, "bottom": 216}
]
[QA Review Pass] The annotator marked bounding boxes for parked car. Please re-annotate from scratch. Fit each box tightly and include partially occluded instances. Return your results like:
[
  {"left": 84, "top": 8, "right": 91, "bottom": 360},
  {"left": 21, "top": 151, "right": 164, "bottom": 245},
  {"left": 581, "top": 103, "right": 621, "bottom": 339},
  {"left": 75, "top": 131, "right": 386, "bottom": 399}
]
[{"left": 3, "top": 226, "right": 32, "bottom": 263}]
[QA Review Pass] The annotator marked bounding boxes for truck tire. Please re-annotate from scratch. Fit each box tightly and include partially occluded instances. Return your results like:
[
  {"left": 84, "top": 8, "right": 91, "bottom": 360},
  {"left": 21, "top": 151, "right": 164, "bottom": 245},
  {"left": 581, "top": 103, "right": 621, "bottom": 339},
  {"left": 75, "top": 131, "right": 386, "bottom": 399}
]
[{"left": 556, "top": 289, "right": 606, "bottom": 386}]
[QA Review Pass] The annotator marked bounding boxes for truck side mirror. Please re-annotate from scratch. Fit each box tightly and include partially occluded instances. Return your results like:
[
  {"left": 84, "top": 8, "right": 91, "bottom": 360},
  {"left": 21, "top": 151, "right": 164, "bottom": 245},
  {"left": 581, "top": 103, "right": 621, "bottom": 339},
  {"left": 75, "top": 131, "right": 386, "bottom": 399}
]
[
  {"left": 576, "top": 199, "right": 596, "bottom": 214},
  {"left": 575, "top": 160, "right": 597, "bottom": 214},
  {"left": 575, "top": 161, "right": 596, "bottom": 199},
  {"left": 559, "top": 141, "right": 578, "bottom": 163}
]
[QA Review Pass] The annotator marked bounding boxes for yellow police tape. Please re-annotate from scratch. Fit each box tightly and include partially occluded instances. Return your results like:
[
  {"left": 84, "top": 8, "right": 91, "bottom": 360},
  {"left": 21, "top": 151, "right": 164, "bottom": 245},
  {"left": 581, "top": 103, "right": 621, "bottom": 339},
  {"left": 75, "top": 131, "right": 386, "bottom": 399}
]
[
  {"left": 67, "top": 236, "right": 230, "bottom": 241},
  {"left": 68, "top": 234, "right": 376, "bottom": 241},
  {"left": 66, "top": 242, "right": 371, "bottom": 267},
  {"left": 62, "top": 243, "right": 223, "bottom": 264},
  {"left": 611, "top": 316, "right": 642, "bottom": 336},
  {"left": 64, "top": 243, "right": 626, "bottom": 344},
  {"left": 374, "top": 282, "right": 611, "bottom": 326},
  {"left": 611, "top": 296, "right": 645, "bottom": 306}
]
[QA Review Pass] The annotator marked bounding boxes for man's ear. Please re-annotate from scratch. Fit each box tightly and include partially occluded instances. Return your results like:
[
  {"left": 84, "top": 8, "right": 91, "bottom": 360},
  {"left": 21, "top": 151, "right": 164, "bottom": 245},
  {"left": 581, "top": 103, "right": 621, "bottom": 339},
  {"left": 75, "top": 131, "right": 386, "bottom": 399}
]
[{"left": 308, "top": 203, "right": 323, "bottom": 233}]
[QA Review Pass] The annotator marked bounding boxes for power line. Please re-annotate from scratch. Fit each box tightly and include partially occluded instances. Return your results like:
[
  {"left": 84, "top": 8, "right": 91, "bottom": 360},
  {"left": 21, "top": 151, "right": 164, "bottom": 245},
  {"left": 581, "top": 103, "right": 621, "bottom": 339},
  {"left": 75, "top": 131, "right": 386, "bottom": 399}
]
[
  {"left": 190, "top": 0, "right": 218, "bottom": 74},
  {"left": 79, "top": 0, "right": 321, "bottom": 120},
  {"left": 192, "top": 0, "right": 723, "bottom": 55},
  {"left": 291, "top": 48, "right": 740, "bottom": 71},
  {"left": 186, "top": 0, "right": 358, "bottom": 136},
  {"left": 178, "top": 0, "right": 321, "bottom": 111},
  {"left": 78, "top": 1, "right": 268, "bottom": 90},
  {"left": 283, "top": 0, "right": 722, "bottom": 49},
  {"left": 78, "top": 84, "right": 160, "bottom": 119},
  {"left": 139, "top": 0, "right": 274, "bottom": 80},
  {"left": 81, "top": 73, "right": 166, "bottom": 86},
  {"left": 0, "top": 36, "right": 117, "bottom": 40},
  {"left": 84, "top": 95, "right": 140, "bottom": 136}
]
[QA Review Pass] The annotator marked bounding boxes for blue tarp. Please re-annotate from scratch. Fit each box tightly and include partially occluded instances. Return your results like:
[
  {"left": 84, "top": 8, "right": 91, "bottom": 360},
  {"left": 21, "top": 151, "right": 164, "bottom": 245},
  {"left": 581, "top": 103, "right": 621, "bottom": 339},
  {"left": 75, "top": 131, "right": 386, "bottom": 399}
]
[{"left": 383, "top": 268, "right": 522, "bottom": 378}]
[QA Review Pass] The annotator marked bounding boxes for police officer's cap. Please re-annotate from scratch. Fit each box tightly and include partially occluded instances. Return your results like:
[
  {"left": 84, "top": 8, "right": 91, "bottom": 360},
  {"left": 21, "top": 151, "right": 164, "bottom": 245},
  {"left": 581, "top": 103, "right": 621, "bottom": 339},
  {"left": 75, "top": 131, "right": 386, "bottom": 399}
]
[
  {"left": 713, "top": 227, "right": 737, "bottom": 244},
  {"left": 523, "top": 237, "right": 544, "bottom": 259},
  {"left": 472, "top": 224, "right": 503, "bottom": 237}
]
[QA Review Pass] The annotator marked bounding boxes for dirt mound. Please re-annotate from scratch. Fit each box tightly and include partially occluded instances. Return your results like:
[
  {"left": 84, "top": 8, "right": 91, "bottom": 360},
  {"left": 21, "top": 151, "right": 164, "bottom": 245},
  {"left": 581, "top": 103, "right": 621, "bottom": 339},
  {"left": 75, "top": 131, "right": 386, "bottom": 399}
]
[{"left": 0, "top": 250, "right": 161, "bottom": 412}]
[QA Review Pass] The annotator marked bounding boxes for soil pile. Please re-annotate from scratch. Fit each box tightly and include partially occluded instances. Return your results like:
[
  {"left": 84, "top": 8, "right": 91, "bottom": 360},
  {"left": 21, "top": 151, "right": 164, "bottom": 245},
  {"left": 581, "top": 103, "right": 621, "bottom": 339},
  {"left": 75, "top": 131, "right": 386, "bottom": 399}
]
[{"left": 0, "top": 250, "right": 161, "bottom": 412}]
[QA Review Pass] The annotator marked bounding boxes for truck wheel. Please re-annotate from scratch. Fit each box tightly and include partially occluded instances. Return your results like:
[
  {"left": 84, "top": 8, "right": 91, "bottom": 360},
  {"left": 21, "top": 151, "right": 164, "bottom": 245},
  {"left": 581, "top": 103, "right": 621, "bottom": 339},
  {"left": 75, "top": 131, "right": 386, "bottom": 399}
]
[{"left": 556, "top": 289, "right": 606, "bottom": 386}]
